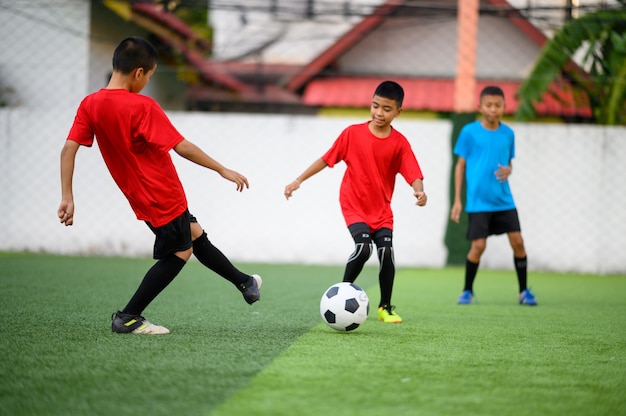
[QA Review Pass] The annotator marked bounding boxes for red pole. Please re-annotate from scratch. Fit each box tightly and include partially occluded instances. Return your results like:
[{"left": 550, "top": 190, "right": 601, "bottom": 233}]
[{"left": 454, "top": 0, "right": 479, "bottom": 113}]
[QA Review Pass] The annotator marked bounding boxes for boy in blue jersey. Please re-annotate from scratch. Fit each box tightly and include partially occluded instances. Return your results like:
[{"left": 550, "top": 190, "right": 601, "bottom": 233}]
[{"left": 450, "top": 86, "right": 537, "bottom": 306}]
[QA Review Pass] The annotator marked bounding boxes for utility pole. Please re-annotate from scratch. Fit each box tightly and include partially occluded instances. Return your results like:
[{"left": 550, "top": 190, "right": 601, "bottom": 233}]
[
  {"left": 445, "top": 0, "right": 479, "bottom": 265},
  {"left": 453, "top": 0, "right": 478, "bottom": 114},
  {"left": 565, "top": 0, "right": 573, "bottom": 21},
  {"left": 306, "top": 0, "right": 314, "bottom": 19}
]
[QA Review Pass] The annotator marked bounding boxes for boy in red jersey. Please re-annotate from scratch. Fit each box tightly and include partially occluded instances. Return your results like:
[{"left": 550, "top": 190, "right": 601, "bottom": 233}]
[
  {"left": 58, "top": 37, "right": 261, "bottom": 335},
  {"left": 284, "top": 81, "right": 427, "bottom": 323}
]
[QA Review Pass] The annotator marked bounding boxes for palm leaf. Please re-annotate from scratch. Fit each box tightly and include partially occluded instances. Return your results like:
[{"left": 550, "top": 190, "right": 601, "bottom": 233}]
[{"left": 516, "top": 7, "right": 626, "bottom": 124}]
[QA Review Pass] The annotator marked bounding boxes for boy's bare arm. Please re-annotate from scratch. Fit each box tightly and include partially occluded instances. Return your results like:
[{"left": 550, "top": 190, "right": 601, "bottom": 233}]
[
  {"left": 174, "top": 139, "right": 249, "bottom": 192},
  {"left": 450, "top": 157, "right": 466, "bottom": 223},
  {"left": 411, "top": 178, "right": 427, "bottom": 206},
  {"left": 58, "top": 140, "right": 80, "bottom": 226},
  {"left": 284, "top": 158, "right": 328, "bottom": 199}
]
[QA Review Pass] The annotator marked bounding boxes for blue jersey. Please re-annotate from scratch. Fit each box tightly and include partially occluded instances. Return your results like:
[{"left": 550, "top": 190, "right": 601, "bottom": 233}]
[{"left": 454, "top": 120, "right": 516, "bottom": 213}]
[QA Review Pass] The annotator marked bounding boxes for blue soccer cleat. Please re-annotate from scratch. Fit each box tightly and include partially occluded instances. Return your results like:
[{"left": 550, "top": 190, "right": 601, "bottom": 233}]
[
  {"left": 457, "top": 290, "right": 474, "bottom": 305},
  {"left": 519, "top": 288, "right": 538, "bottom": 306}
]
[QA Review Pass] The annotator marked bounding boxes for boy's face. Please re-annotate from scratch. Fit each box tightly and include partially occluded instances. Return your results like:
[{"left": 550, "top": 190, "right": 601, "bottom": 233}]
[
  {"left": 478, "top": 94, "right": 505, "bottom": 124},
  {"left": 370, "top": 95, "right": 402, "bottom": 128}
]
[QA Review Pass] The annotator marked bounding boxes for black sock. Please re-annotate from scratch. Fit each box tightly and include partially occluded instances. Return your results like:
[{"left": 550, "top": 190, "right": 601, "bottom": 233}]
[
  {"left": 464, "top": 259, "right": 479, "bottom": 292},
  {"left": 342, "top": 243, "right": 372, "bottom": 283},
  {"left": 377, "top": 246, "right": 395, "bottom": 307},
  {"left": 342, "top": 231, "right": 372, "bottom": 283},
  {"left": 514, "top": 256, "right": 528, "bottom": 292},
  {"left": 122, "top": 254, "right": 186, "bottom": 316},
  {"left": 192, "top": 232, "right": 249, "bottom": 286}
]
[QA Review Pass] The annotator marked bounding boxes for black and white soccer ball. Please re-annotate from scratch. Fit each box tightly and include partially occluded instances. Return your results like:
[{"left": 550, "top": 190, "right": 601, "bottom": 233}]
[{"left": 320, "top": 282, "right": 369, "bottom": 331}]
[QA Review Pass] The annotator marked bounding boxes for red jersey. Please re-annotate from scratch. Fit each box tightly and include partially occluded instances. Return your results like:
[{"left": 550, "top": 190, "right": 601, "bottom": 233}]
[
  {"left": 322, "top": 122, "right": 424, "bottom": 230},
  {"left": 67, "top": 89, "right": 187, "bottom": 227}
]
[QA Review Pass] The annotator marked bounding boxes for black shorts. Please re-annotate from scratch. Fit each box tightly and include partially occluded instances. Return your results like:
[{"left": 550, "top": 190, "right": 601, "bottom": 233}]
[
  {"left": 467, "top": 209, "right": 521, "bottom": 240},
  {"left": 146, "top": 210, "right": 198, "bottom": 259}
]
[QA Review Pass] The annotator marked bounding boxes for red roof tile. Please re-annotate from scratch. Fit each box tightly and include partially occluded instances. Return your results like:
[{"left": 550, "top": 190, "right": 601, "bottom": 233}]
[{"left": 302, "top": 77, "right": 592, "bottom": 118}]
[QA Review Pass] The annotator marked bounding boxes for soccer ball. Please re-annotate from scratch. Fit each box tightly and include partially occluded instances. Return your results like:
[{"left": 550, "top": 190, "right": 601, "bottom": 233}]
[{"left": 320, "top": 282, "right": 369, "bottom": 332}]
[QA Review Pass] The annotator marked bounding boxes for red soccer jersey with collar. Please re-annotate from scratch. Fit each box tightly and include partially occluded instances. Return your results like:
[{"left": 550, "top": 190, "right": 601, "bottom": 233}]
[
  {"left": 322, "top": 122, "right": 424, "bottom": 230},
  {"left": 67, "top": 89, "right": 187, "bottom": 227}
]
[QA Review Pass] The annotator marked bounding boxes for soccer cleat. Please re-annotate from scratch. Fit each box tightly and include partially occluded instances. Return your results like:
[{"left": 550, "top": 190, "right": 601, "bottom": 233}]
[
  {"left": 457, "top": 290, "right": 474, "bottom": 305},
  {"left": 111, "top": 311, "right": 170, "bottom": 335},
  {"left": 377, "top": 305, "right": 402, "bottom": 324},
  {"left": 519, "top": 288, "right": 538, "bottom": 306},
  {"left": 240, "top": 274, "right": 262, "bottom": 304}
]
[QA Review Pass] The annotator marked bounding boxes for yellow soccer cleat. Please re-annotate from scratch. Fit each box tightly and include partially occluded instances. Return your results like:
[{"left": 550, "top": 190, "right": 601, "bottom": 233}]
[{"left": 377, "top": 305, "right": 402, "bottom": 324}]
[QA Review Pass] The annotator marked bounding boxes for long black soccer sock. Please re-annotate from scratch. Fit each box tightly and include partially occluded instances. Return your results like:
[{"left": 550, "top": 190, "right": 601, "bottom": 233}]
[
  {"left": 464, "top": 259, "right": 479, "bottom": 292},
  {"left": 192, "top": 232, "right": 249, "bottom": 286},
  {"left": 342, "top": 233, "right": 372, "bottom": 283},
  {"left": 122, "top": 254, "right": 186, "bottom": 316},
  {"left": 514, "top": 256, "right": 528, "bottom": 292},
  {"left": 377, "top": 246, "right": 395, "bottom": 307}
]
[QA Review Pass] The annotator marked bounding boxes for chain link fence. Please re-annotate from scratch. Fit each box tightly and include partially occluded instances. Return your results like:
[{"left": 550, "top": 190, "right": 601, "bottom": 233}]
[{"left": 1, "top": 0, "right": 624, "bottom": 274}]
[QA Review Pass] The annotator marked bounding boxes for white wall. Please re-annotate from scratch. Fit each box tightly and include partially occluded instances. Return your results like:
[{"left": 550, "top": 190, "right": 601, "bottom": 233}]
[
  {"left": 338, "top": 14, "right": 541, "bottom": 79},
  {"left": 1, "top": 0, "right": 624, "bottom": 274},
  {"left": 0, "top": 1, "right": 90, "bottom": 109},
  {"left": 0, "top": 108, "right": 625, "bottom": 274}
]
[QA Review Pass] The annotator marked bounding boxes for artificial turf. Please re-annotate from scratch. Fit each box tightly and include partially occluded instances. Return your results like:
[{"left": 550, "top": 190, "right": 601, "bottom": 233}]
[{"left": 0, "top": 252, "right": 624, "bottom": 416}]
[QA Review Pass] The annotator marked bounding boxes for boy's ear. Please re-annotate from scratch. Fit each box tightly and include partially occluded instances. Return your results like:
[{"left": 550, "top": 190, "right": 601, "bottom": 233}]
[{"left": 133, "top": 67, "right": 144, "bottom": 80}]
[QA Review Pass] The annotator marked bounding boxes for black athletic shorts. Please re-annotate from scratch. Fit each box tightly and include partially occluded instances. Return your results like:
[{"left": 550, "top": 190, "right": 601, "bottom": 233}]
[
  {"left": 467, "top": 209, "right": 521, "bottom": 240},
  {"left": 146, "top": 210, "right": 198, "bottom": 259}
]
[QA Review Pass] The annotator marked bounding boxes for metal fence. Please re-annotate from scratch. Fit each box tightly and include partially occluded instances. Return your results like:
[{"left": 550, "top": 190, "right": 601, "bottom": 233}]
[{"left": 1, "top": 1, "right": 625, "bottom": 274}]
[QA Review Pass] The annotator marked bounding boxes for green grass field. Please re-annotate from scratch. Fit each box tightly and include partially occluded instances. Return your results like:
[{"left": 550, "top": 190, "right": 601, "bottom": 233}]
[{"left": 1, "top": 252, "right": 624, "bottom": 416}]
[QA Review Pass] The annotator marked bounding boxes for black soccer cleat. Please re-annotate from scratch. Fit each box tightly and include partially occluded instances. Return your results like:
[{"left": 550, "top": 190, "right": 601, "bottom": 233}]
[
  {"left": 239, "top": 274, "right": 262, "bottom": 304},
  {"left": 111, "top": 311, "right": 170, "bottom": 335}
]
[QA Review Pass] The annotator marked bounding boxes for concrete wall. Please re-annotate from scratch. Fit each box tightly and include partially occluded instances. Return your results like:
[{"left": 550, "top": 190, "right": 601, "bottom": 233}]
[
  {"left": 0, "top": 1, "right": 90, "bottom": 110},
  {"left": 1, "top": 109, "right": 624, "bottom": 274},
  {"left": 1, "top": 0, "right": 624, "bottom": 274}
]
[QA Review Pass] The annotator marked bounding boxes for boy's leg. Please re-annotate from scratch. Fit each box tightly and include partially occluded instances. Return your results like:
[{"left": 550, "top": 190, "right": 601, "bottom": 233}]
[
  {"left": 498, "top": 211, "right": 535, "bottom": 304},
  {"left": 123, "top": 211, "right": 193, "bottom": 315},
  {"left": 373, "top": 228, "right": 394, "bottom": 307},
  {"left": 459, "top": 212, "right": 490, "bottom": 304},
  {"left": 514, "top": 255, "right": 528, "bottom": 291},
  {"left": 342, "top": 223, "right": 373, "bottom": 283},
  {"left": 463, "top": 259, "right": 480, "bottom": 291},
  {"left": 464, "top": 238, "right": 486, "bottom": 291},
  {"left": 508, "top": 230, "right": 536, "bottom": 304},
  {"left": 190, "top": 220, "right": 260, "bottom": 304},
  {"left": 192, "top": 231, "right": 249, "bottom": 285},
  {"left": 507, "top": 231, "right": 527, "bottom": 292},
  {"left": 121, "top": 253, "right": 187, "bottom": 316},
  {"left": 373, "top": 228, "right": 402, "bottom": 324},
  {"left": 113, "top": 211, "right": 192, "bottom": 334}
]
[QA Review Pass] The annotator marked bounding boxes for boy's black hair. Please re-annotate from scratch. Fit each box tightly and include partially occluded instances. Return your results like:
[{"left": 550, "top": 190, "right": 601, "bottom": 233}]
[
  {"left": 480, "top": 85, "right": 505, "bottom": 99},
  {"left": 112, "top": 37, "right": 159, "bottom": 74},
  {"left": 374, "top": 80, "right": 404, "bottom": 107}
]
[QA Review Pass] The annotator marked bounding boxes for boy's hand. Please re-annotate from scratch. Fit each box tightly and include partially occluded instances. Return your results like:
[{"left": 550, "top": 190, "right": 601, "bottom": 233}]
[
  {"left": 58, "top": 199, "right": 75, "bottom": 226},
  {"left": 219, "top": 168, "right": 249, "bottom": 192},
  {"left": 450, "top": 202, "right": 462, "bottom": 223},
  {"left": 495, "top": 164, "right": 511, "bottom": 182},
  {"left": 414, "top": 191, "right": 427, "bottom": 207},
  {"left": 284, "top": 180, "right": 301, "bottom": 200}
]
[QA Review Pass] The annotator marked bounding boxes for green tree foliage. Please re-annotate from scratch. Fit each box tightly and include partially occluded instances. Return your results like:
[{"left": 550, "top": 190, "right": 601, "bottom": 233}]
[
  {"left": 516, "top": 3, "right": 626, "bottom": 125},
  {"left": 151, "top": 0, "right": 212, "bottom": 44}
]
